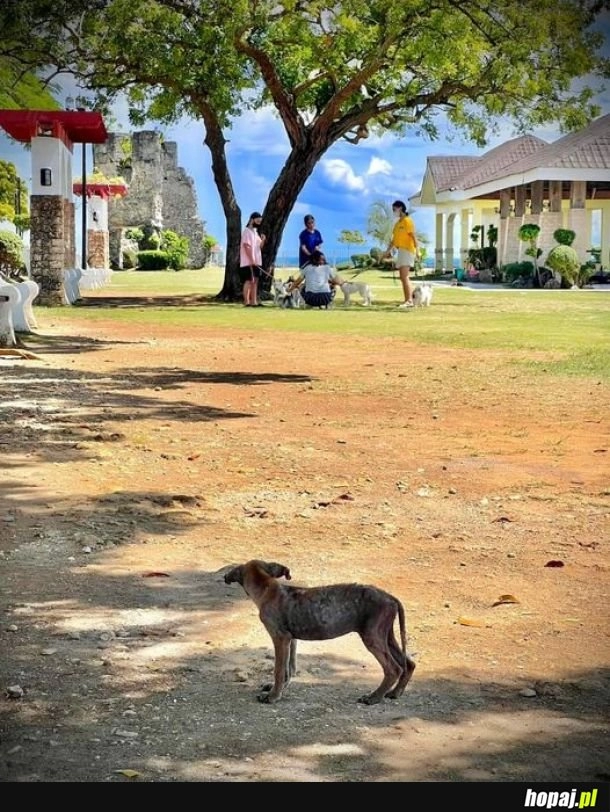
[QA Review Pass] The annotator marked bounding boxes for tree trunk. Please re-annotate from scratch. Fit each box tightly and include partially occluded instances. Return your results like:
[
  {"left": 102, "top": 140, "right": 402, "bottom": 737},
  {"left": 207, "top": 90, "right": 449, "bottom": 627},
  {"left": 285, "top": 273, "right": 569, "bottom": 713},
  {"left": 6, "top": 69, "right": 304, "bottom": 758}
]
[
  {"left": 196, "top": 104, "right": 244, "bottom": 301},
  {"left": 256, "top": 142, "right": 326, "bottom": 296},
  {"left": 205, "top": 133, "right": 327, "bottom": 300}
]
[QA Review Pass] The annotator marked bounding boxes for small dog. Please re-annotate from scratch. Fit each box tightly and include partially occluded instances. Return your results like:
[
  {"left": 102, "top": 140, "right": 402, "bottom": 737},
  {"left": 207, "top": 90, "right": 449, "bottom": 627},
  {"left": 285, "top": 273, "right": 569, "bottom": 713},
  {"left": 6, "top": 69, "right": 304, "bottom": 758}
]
[
  {"left": 224, "top": 559, "right": 416, "bottom": 705},
  {"left": 339, "top": 280, "right": 373, "bottom": 306},
  {"left": 412, "top": 282, "right": 433, "bottom": 307}
]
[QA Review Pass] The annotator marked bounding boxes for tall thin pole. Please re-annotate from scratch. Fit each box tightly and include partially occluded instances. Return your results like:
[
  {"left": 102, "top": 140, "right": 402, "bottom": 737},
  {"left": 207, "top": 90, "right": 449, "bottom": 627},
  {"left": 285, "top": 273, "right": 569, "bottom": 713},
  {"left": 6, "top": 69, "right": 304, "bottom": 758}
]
[{"left": 81, "top": 142, "right": 87, "bottom": 270}]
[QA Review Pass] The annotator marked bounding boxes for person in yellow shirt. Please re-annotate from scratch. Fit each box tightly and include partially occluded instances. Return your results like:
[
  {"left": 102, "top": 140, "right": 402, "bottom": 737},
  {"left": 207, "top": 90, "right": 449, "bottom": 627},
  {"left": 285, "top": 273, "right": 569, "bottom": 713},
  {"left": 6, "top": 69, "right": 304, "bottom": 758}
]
[{"left": 384, "top": 200, "right": 419, "bottom": 308}]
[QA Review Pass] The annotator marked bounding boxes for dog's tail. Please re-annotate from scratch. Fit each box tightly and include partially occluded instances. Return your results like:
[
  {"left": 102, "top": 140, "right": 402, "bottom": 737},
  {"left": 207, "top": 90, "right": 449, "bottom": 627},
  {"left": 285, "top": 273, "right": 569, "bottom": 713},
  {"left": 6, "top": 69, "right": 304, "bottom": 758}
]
[{"left": 396, "top": 598, "right": 408, "bottom": 663}]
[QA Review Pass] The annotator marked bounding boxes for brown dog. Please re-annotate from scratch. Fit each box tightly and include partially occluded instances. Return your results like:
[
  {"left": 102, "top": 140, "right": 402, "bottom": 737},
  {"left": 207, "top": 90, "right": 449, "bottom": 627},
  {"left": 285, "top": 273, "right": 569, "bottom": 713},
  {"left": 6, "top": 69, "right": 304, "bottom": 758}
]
[{"left": 223, "top": 559, "right": 416, "bottom": 704}]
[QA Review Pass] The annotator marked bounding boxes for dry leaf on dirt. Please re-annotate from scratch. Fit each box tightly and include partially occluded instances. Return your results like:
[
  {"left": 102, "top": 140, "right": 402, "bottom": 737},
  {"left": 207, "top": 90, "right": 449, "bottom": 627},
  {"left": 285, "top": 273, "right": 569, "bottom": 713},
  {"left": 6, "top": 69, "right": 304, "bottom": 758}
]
[
  {"left": 142, "top": 572, "right": 171, "bottom": 578},
  {"left": 492, "top": 594, "right": 520, "bottom": 607},
  {"left": 545, "top": 560, "right": 565, "bottom": 568},
  {"left": 114, "top": 769, "right": 140, "bottom": 778},
  {"left": 457, "top": 616, "right": 488, "bottom": 627}
]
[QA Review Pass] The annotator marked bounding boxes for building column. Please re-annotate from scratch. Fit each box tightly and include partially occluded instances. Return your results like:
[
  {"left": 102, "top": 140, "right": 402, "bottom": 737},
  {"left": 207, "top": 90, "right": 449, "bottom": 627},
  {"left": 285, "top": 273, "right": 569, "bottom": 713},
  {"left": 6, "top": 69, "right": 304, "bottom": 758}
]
[
  {"left": 434, "top": 211, "right": 444, "bottom": 271},
  {"left": 444, "top": 212, "right": 455, "bottom": 269},
  {"left": 460, "top": 208, "right": 472, "bottom": 267},
  {"left": 568, "top": 181, "right": 588, "bottom": 262},
  {"left": 498, "top": 190, "right": 511, "bottom": 266},
  {"left": 87, "top": 195, "right": 110, "bottom": 268},
  {"left": 29, "top": 133, "right": 74, "bottom": 305}
]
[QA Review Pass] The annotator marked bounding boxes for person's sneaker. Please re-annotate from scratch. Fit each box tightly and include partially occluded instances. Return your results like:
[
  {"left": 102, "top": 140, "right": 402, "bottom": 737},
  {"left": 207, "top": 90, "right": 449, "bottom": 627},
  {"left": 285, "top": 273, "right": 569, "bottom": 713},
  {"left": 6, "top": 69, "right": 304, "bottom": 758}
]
[{"left": 398, "top": 301, "right": 414, "bottom": 308}]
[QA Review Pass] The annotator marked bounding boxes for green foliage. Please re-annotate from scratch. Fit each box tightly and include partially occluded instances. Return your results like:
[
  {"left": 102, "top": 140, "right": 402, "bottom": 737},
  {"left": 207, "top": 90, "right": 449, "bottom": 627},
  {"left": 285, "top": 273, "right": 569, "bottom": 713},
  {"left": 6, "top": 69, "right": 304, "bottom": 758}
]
[
  {"left": 0, "top": 229, "right": 25, "bottom": 277},
  {"left": 546, "top": 245, "right": 581, "bottom": 282},
  {"left": 125, "top": 227, "right": 144, "bottom": 243},
  {"left": 140, "top": 225, "right": 161, "bottom": 250},
  {"left": 369, "top": 246, "right": 383, "bottom": 263},
  {"left": 502, "top": 261, "right": 535, "bottom": 282},
  {"left": 351, "top": 253, "right": 374, "bottom": 268},
  {"left": 553, "top": 228, "right": 576, "bottom": 246},
  {"left": 161, "top": 230, "right": 189, "bottom": 270},
  {"left": 2, "top": 0, "right": 608, "bottom": 295},
  {"left": 336, "top": 261, "right": 353, "bottom": 272},
  {"left": 137, "top": 250, "right": 170, "bottom": 270},
  {"left": 202, "top": 234, "right": 219, "bottom": 265},
  {"left": 366, "top": 201, "right": 394, "bottom": 248},
  {"left": 518, "top": 223, "right": 541, "bottom": 243},
  {"left": 0, "top": 160, "right": 29, "bottom": 227},
  {"left": 338, "top": 230, "right": 366, "bottom": 247},
  {"left": 0, "top": 59, "right": 60, "bottom": 109},
  {"left": 468, "top": 247, "right": 497, "bottom": 270}
]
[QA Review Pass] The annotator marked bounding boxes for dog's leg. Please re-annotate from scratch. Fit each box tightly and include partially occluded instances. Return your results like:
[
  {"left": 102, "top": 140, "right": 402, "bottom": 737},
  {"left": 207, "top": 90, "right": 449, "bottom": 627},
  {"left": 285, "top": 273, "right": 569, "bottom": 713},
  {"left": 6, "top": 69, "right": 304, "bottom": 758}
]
[
  {"left": 257, "top": 635, "right": 291, "bottom": 703},
  {"left": 260, "top": 639, "right": 297, "bottom": 693},
  {"left": 357, "top": 610, "right": 404, "bottom": 705},
  {"left": 385, "top": 601, "right": 416, "bottom": 698}
]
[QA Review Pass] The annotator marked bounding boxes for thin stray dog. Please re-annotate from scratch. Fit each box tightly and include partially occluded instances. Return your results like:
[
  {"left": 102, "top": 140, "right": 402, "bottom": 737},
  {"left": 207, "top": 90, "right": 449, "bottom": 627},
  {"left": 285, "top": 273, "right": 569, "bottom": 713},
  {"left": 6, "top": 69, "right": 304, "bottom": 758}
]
[
  {"left": 339, "top": 280, "right": 373, "bottom": 306},
  {"left": 224, "top": 559, "right": 416, "bottom": 704},
  {"left": 412, "top": 282, "right": 433, "bottom": 307}
]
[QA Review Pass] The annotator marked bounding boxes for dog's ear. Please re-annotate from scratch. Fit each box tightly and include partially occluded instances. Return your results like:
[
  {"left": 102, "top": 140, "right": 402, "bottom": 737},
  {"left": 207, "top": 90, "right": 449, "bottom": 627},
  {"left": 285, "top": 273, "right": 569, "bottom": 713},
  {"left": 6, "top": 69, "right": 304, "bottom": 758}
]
[
  {"left": 224, "top": 565, "right": 244, "bottom": 585},
  {"left": 265, "top": 562, "right": 291, "bottom": 580}
]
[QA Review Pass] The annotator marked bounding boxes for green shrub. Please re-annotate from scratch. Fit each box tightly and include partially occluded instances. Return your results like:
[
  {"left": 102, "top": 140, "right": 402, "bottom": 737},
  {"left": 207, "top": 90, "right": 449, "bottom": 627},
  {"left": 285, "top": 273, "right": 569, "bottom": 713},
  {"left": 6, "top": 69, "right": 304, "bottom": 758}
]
[
  {"left": 125, "top": 227, "right": 144, "bottom": 244},
  {"left": 137, "top": 250, "right": 170, "bottom": 270},
  {"left": 0, "top": 229, "right": 25, "bottom": 278},
  {"left": 122, "top": 249, "right": 137, "bottom": 269},
  {"left": 468, "top": 247, "right": 497, "bottom": 269},
  {"left": 553, "top": 228, "right": 576, "bottom": 246},
  {"left": 141, "top": 225, "right": 162, "bottom": 250},
  {"left": 369, "top": 247, "right": 383, "bottom": 263},
  {"left": 336, "top": 261, "right": 353, "bottom": 271},
  {"left": 502, "top": 261, "right": 534, "bottom": 283},
  {"left": 546, "top": 245, "right": 580, "bottom": 284},
  {"left": 351, "top": 253, "right": 373, "bottom": 268},
  {"left": 161, "top": 230, "right": 189, "bottom": 270}
]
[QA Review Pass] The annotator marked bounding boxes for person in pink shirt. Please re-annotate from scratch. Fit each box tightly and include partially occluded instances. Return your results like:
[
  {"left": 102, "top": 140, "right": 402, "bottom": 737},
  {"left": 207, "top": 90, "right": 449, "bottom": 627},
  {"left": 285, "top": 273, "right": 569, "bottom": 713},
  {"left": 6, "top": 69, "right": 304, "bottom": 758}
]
[{"left": 239, "top": 212, "right": 266, "bottom": 306}]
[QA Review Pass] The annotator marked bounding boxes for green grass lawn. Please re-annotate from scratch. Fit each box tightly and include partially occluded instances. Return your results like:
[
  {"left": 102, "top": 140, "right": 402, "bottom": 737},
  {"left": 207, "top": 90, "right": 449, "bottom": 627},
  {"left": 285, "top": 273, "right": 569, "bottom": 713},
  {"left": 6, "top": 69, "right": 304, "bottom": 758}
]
[{"left": 33, "top": 268, "right": 610, "bottom": 380}]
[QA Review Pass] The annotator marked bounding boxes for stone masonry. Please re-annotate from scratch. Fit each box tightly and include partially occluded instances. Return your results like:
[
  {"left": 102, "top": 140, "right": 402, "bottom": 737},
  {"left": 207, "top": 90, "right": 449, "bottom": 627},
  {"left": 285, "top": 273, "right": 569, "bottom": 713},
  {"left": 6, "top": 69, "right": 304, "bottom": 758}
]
[
  {"left": 30, "top": 196, "right": 69, "bottom": 306},
  {"left": 93, "top": 131, "right": 206, "bottom": 268}
]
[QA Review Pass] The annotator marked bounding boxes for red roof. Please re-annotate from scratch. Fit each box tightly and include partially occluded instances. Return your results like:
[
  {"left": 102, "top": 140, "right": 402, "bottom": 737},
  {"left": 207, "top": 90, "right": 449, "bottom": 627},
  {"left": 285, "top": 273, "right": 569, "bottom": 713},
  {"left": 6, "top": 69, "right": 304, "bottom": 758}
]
[
  {"left": 73, "top": 181, "right": 128, "bottom": 199},
  {"left": 0, "top": 109, "right": 107, "bottom": 144}
]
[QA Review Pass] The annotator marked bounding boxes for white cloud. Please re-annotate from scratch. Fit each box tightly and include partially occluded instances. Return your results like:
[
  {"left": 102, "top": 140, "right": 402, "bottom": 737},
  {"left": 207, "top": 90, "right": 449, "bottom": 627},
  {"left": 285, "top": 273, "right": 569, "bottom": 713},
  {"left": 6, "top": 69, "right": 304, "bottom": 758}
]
[
  {"left": 321, "top": 158, "right": 366, "bottom": 191},
  {"left": 366, "top": 156, "right": 392, "bottom": 176}
]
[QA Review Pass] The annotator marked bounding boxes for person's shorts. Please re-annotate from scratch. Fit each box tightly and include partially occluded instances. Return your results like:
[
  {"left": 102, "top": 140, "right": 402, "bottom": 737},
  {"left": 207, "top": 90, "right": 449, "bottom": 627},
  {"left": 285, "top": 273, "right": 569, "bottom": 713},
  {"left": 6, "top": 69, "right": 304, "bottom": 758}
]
[
  {"left": 239, "top": 266, "right": 261, "bottom": 284},
  {"left": 303, "top": 290, "right": 333, "bottom": 308},
  {"left": 395, "top": 249, "right": 416, "bottom": 269}
]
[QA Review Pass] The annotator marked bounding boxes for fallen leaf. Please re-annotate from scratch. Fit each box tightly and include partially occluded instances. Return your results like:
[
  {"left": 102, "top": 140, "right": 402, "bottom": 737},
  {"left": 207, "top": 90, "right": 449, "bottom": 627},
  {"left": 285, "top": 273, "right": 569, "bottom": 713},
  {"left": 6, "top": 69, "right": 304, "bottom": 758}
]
[
  {"left": 142, "top": 571, "right": 171, "bottom": 578},
  {"left": 457, "top": 616, "right": 488, "bottom": 627},
  {"left": 492, "top": 594, "right": 520, "bottom": 607},
  {"left": 492, "top": 516, "right": 513, "bottom": 523},
  {"left": 545, "top": 560, "right": 565, "bottom": 568},
  {"left": 334, "top": 493, "right": 355, "bottom": 502},
  {"left": 114, "top": 769, "right": 140, "bottom": 778}
]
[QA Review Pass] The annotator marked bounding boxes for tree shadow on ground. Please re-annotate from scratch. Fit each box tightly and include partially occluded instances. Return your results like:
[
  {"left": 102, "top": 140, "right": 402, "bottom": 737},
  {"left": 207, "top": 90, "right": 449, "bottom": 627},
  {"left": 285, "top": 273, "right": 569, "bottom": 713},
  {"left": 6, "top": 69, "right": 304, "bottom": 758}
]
[
  {"left": 18, "top": 332, "right": 145, "bottom": 355},
  {"left": 1, "top": 561, "right": 609, "bottom": 782},
  {"left": 0, "top": 363, "right": 313, "bottom": 463}
]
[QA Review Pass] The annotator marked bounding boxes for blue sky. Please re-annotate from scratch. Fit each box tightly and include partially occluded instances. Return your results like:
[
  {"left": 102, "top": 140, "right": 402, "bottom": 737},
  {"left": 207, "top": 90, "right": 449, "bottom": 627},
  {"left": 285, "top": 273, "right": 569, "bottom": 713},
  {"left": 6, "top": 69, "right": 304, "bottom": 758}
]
[{"left": 1, "top": 15, "right": 608, "bottom": 263}]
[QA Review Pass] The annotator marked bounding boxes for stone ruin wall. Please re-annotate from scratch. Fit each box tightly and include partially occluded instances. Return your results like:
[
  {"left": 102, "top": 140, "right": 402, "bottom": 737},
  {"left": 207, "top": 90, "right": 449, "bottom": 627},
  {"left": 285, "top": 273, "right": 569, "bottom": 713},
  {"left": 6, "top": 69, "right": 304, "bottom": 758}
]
[{"left": 93, "top": 131, "right": 206, "bottom": 269}]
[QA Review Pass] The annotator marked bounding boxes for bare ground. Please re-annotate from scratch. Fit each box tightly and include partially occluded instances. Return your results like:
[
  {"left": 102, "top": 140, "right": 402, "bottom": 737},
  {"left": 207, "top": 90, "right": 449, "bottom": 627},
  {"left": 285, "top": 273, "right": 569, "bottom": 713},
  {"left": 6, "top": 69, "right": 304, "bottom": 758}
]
[{"left": 1, "top": 303, "right": 609, "bottom": 782}]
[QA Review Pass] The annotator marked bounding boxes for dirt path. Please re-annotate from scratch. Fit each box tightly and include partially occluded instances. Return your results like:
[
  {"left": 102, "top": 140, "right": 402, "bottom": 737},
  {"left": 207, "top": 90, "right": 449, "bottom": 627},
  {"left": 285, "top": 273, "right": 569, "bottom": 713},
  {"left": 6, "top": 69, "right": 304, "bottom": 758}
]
[{"left": 1, "top": 312, "right": 609, "bottom": 782}]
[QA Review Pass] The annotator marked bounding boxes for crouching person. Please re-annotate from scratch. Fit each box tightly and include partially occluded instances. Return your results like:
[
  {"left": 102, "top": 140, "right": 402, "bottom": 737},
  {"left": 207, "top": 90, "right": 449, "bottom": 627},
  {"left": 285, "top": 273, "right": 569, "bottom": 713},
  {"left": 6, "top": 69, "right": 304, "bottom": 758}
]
[{"left": 287, "top": 250, "right": 343, "bottom": 309}]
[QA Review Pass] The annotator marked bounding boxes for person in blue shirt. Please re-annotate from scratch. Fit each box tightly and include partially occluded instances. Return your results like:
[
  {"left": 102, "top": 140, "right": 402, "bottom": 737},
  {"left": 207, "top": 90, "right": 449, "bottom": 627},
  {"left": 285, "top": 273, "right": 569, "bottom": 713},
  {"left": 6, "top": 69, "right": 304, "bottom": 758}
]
[{"left": 298, "top": 214, "right": 323, "bottom": 268}]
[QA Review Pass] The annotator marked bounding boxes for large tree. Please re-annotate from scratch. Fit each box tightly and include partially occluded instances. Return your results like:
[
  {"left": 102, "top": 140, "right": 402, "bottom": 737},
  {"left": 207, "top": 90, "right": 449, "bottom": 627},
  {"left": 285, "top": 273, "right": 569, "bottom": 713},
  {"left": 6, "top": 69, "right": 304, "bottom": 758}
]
[{"left": 1, "top": 0, "right": 608, "bottom": 299}]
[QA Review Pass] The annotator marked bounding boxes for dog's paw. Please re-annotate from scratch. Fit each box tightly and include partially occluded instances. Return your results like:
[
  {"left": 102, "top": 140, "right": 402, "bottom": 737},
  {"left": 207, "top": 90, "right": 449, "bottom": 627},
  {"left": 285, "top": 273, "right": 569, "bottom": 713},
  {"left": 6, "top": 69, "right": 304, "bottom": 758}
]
[
  {"left": 257, "top": 691, "right": 280, "bottom": 704},
  {"left": 357, "top": 693, "right": 383, "bottom": 705}
]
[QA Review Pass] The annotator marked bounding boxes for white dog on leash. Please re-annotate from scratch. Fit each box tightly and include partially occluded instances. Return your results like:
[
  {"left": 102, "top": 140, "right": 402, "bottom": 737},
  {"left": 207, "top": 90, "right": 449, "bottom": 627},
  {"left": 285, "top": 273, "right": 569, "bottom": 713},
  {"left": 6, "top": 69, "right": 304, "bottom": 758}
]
[
  {"left": 339, "top": 280, "right": 373, "bottom": 306},
  {"left": 412, "top": 283, "right": 433, "bottom": 307}
]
